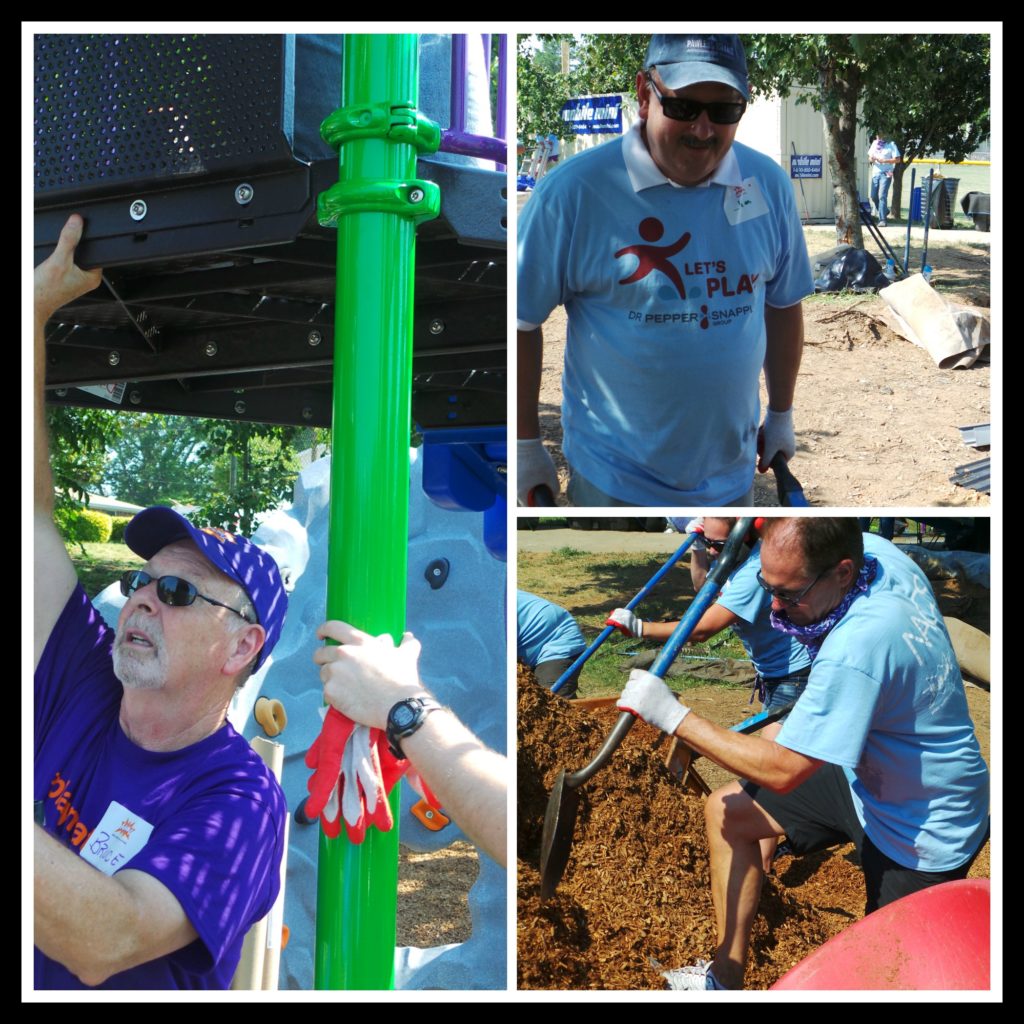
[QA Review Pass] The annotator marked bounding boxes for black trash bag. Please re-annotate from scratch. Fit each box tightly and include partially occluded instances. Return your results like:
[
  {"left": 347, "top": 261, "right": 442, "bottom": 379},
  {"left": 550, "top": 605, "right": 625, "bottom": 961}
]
[
  {"left": 960, "top": 191, "right": 990, "bottom": 231},
  {"left": 813, "top": 247, "right": 889, "bottom": 293}
]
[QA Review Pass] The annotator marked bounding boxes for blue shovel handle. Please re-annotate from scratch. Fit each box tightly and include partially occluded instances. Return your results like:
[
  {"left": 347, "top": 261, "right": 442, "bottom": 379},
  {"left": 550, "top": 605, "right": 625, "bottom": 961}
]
[{"left": 551, "top": 531, "right": 700, "bottom": 693}]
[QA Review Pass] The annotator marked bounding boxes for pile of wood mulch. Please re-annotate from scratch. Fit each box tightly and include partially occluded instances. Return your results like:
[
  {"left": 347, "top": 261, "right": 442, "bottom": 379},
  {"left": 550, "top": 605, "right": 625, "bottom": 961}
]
[{"left": 517, "top": 667, "right": 866, "bottom": 990}]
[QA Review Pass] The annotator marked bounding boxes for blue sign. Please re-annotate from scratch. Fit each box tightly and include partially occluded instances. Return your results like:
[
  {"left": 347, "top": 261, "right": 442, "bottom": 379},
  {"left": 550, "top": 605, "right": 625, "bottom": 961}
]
[
  {"left": 560, "top": 95, "right": 623, "bottom": 135},
  {"left": 791, "top": 154, "right": 823, "bottom": 178}
]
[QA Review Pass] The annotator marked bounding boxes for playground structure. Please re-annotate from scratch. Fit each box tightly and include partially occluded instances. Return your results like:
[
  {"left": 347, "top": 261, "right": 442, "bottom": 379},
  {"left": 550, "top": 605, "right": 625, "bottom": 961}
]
[{"left": 35, "top": 32, "right": 508, "bottom": 990}]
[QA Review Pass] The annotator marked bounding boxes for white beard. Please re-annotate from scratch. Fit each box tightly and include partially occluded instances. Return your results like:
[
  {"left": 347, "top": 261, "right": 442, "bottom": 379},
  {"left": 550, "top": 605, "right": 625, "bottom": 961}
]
[{"left": 113, "top": 624, "right": 166, "bottom": 690}]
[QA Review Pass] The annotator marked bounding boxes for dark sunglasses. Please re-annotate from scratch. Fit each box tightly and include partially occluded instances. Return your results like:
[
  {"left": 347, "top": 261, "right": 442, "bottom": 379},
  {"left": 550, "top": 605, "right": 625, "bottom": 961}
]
[
  {"left": 120, "top": 569, "right": 256, "bottom": 624},
  {"left": 704, "top": 537, "right": 729, "bottom": 552},
  {"left": 645, "top": 73, "right": 746, "bottom": 125},
  {"left": 755, "top": 565, "right": 835, "bottom": 607}
]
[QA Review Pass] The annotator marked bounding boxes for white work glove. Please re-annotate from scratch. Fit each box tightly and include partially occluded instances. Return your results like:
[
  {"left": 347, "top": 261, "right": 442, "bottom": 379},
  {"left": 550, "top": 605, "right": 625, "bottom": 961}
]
[
  {"left": 517, "top": 438, "right": 559, "bottom": 506},
  {"left": 617, "top": 668, "right": 691, "bottom": 736},
  {"left": 606, "top": 607, "right": 643, "bottom": 638},
  {"left": 758, "top": 407, "right": 796, "bottom": 472}
]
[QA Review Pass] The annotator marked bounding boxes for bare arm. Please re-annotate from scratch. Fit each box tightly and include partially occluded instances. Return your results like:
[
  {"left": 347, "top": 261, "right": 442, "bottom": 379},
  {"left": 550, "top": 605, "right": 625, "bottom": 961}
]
[
  {"left": 762, "top": 301, "right": 803, "bottom": 414},
  {"left": 314, "top": 621, "right": 508, "bottom": 867},
  {"left": 675, "top": 713, "right": 821, "bottom": 793},
  {"left": 35, "top": 825, "right": 198, "bottom": 986},
  {"left": 391, "top": 708, "right": 506, "bottom": 867},
  {"left": 641, "top": 602, "right": 739, "bottom": 644},
  {"left": 34, "top": 215, "right": 103, "bottom": 666},
  {"left": 517, "top": 327, "right": 543, "bottom": 439}
]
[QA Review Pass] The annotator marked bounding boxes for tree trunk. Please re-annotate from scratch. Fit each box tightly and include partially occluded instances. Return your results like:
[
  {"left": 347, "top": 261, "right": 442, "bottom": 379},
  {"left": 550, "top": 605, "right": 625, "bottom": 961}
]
[
  {"left": 891, "top": 162, "right": 906, "bottom": 221},
  {"left": 819, "top": 60, "right": 863, "bottom": 247}
]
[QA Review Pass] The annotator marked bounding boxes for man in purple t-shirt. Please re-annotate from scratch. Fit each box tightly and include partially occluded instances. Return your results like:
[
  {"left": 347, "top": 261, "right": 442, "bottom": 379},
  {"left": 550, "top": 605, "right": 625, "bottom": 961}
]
[{"left": 33, "top": 216, "right": 288, "bottom": 989}]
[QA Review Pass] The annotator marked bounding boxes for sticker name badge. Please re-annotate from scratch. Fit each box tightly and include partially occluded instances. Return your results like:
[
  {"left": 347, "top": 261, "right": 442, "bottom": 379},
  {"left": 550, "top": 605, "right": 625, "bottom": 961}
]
[
  {"left": 79, "top": 801, "right": 154, "bottom": 876},
  {"left": 724, "top": 177, "right": 769, "bottom": 225}
]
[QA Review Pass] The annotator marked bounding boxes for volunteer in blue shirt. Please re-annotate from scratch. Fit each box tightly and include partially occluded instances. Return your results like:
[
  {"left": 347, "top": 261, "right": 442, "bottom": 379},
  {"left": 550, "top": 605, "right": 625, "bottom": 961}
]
[
  {"left": 616, "top": 517, "right": 989, "bottom": 990},
  {"left": 868, "top": 133, "right": 900, "bottom": 227},
  {"left": 517, "top": 590, "right": 587, "bottom": 698},
  {"left": 517, "top": 34, "right": 813, "bottom": 506}
]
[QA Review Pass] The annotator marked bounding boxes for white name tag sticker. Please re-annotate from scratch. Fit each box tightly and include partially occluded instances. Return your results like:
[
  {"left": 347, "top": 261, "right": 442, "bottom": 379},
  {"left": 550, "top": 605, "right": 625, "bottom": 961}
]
[
  {"left": 79, "top": 801, "right": 155, "bottom": 876},
  {"left": 724, "top": 177, "right": 769, "bottom": 225}
]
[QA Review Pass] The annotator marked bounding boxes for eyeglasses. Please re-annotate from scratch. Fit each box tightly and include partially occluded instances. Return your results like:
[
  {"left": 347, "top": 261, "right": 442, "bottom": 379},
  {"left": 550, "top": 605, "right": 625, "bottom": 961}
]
[
  {"left": 645, "top": 73, "right": 746, "bottom": 125},
  {"left": 120, "top": 569, "right": 256, "bottom": 624},
  {"left": 704, "top": 537, "right": 729, "bottom": 552},
  {"left": 755, "top": 565, "right": 835, "bottom": 607}
]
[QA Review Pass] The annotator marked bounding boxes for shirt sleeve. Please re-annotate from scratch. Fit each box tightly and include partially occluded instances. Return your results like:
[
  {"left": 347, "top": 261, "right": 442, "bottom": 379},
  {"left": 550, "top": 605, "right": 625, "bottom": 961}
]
[
  {"left": 763, "top": 165, "right": 814, "bottom": 309},
  {"left": 35, "top": 585, "right": 120, "bottom": 747},
  {"left": 775, "top": 657, "right": 883, "bottom": 767},
  {"left": 517, "top": 174, "right": 574, "bottom": 328},
  {"left": 716, "top": 558, "right": 765, "bottom": 626}
]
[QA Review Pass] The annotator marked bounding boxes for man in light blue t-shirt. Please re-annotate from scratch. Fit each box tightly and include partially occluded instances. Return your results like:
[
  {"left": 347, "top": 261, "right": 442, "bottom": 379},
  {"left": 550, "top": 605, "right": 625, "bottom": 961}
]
[
  {"left": 616, "top": 518, "right": 989, "bottom": 990},
  {"left": 517, "top": 591, "right": 587, "bottom": 698},
  {"left": 517, "top": 34, "right": 813, "bottom": 506}
]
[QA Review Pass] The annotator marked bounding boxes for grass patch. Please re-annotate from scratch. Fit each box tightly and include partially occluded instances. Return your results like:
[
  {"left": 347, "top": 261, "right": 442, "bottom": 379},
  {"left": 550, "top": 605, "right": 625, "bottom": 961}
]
[
  {"left": 520, "top": 549, "right": 749, "bottom": 699},
  {"left": 67, "top": 541, "right": 143, "bottom": 597},
  {"left": 549, "top": 546, "right": 587, "bottom": 560}
]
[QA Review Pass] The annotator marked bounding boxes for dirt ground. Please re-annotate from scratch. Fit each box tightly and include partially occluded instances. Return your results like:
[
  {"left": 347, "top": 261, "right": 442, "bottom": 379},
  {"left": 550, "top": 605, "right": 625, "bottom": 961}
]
[
  {"left": 397, "top": 841, "right": 477, "bottom": 948},
  {"left": 524, "top": 210, "right": 990, "bottom": 507},
  {"left": 516, "top": 559, "right": 992, "bottom": 991}
]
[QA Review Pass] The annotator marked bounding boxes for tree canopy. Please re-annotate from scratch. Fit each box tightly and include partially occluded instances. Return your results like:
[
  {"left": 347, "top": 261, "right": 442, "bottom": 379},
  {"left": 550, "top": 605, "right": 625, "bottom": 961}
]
[
  {"left": 518, "top": 33, "right": 990, "bottom": 239},
  {"left": 49, "top": 406, "right": 320, "bottom": 537}
]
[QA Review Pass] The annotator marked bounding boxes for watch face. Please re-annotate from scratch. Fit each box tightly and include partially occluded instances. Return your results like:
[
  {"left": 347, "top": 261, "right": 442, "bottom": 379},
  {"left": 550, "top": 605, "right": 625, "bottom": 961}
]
[{"left": 393, "top": 703, "right": 417, "bottom": 730}]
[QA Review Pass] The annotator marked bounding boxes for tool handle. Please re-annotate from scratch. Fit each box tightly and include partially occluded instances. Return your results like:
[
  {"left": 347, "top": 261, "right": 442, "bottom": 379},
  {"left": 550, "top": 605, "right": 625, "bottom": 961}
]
[
  {"left": 551, "top": 532, "right": 699, "bottom": 693},
  {"left": 649, "top": 517, "right": 753, "bottom": 676},
  {"left": 566, "top": 520, "right": 753, "bottom": 784},
  {"left": 566, "top": 712, "right": 636, "bottom": 787},
  {"left": 770, "top": 452, "right": 809, "bottom": 507}
]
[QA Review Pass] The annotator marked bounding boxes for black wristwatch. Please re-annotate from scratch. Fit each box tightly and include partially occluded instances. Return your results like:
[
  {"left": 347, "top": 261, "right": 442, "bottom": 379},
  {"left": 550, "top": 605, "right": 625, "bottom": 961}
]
[{"left": 386, "top": 696, "right": 442, "bottom": 758}]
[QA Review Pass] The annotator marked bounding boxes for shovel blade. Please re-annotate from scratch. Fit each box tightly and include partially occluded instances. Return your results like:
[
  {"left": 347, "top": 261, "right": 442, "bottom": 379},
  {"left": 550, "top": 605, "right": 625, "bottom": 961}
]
[{"left": 539, "top": 769, "right": 581, "bottom": 901}]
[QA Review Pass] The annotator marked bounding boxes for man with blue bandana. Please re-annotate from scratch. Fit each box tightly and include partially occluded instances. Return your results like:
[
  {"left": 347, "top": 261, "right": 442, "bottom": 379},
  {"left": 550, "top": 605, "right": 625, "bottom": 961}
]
[
  {"left": 517, "top": 34, "right": 813, "bottom": 506},
  {"left": 616, "top": 517, "right": 989, "bottom": 989}
]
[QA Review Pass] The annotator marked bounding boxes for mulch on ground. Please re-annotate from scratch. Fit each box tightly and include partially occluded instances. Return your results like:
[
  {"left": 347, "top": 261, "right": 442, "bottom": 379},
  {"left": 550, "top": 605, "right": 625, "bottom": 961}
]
[{"left": 517, "top": 668, "right": 869, "bottom": 991}]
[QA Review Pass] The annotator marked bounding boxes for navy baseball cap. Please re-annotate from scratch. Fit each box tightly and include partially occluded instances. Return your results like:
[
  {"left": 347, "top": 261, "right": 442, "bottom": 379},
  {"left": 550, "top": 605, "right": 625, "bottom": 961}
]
[
  {"left": 644, "top": 35, "right": 749, "bottom": 101},
  {"left": 124, "top": 506, "right": 288, "bottom": 670}
]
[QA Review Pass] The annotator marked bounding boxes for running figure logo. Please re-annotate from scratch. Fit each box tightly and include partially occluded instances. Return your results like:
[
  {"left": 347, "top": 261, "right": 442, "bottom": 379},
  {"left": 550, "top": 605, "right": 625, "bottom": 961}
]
[{"left": 614, "top": 217, "right": 691, "bottom": 300}]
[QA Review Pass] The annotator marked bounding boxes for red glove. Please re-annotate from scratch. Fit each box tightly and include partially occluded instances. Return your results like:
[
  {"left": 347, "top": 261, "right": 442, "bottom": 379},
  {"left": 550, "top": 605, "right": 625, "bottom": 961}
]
[
  {"left": 306, "top": 709, "right": 440, "bottom": 844},
  {"left": 304, "top": 706, "right": 354, "bottom": 839}
]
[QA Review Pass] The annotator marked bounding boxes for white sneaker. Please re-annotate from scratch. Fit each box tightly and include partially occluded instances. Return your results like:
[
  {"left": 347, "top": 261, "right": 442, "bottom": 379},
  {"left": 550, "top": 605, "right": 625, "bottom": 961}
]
[{"left": 662, "top": 959, "right": 725, "bottom": 990}]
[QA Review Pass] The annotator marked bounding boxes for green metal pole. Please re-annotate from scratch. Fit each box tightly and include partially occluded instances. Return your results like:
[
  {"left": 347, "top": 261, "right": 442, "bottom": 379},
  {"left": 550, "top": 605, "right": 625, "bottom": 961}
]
[{"left": 314, "top": 34, "right": 440, "bottom": 990}]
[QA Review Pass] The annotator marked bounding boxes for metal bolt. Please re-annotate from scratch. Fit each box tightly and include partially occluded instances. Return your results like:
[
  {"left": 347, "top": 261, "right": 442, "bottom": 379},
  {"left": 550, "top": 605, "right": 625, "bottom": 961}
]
[
  {"left": 432, "top": 567, "right": 442, "bottom": 577},
  {"left": 234, "top": 183, "right": 254, "bottom": 205},
  {"left": 301, "top": 406, "right": 313, "bottom": 421},
  {"left": 129, "top": 390, "right": 142, "bottom": 405},
  {"left": 429, "top": 319, "right": 445, "bottom": 335},
  {"left": 234, "top": 400, "right": 246, "bottom": 414},
  {"left": 108, "top": 351, "right": 120, "bottom": 366},
  {"left": 409, "top": 187, "right": 425, "bottom": 204},
  {"left": 307, "top": 330, "right": 322, "bottom": 347},
  {"left": 204, "top": 341, "right": 218, "bottom": 357},
  {"left": 55, "top": 388, "right": 68, "bottom": 398},
  {"left": 129, "top": 199, "right": 147, "bottom": 221}
]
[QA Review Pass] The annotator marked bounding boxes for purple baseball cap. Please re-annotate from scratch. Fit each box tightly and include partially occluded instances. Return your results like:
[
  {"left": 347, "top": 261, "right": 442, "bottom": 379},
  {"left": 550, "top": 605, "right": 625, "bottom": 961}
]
[
  {"left": 124, "top": 506, "right": 288, "bottom": 670},
  {"left": 644, "top": 34, "right": 749, "bottom": 101}
]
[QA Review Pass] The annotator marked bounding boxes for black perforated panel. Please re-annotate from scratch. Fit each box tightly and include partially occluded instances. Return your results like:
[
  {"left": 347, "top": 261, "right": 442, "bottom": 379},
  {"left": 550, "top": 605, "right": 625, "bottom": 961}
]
[{"left": 34, "top": 34, "right": 292, "bottom": 198}]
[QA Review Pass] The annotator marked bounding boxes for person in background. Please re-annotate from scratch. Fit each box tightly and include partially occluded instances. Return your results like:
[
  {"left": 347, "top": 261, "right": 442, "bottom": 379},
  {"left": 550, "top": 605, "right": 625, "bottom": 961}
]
[
  {"left": 868, "top": 133, "right": 900, "bottom": 227},
  {"left": 516, "top": 589, "right": 588, "bottom": 699}
]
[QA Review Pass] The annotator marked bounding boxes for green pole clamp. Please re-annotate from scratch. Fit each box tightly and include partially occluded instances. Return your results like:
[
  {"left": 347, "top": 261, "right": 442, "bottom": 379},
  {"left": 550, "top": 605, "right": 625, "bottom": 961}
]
[
  {"left": 319, "top": 101, "right": 441, "bottom": 154},
  {"left": 317, "top": 178, "right": 441, "bottom": 228}
]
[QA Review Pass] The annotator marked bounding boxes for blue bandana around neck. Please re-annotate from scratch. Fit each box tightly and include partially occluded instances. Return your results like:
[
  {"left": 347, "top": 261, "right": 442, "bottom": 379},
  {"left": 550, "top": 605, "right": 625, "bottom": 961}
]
[{"left": 770, "top": 554, "right": 879, "bottom": 661}]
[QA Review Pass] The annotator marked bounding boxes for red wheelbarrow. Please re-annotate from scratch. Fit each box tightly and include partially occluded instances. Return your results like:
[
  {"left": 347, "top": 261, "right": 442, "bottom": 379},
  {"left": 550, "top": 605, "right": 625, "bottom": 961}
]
[{"left": 772, "top": 878, "right": 990, "bottom": 990}]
